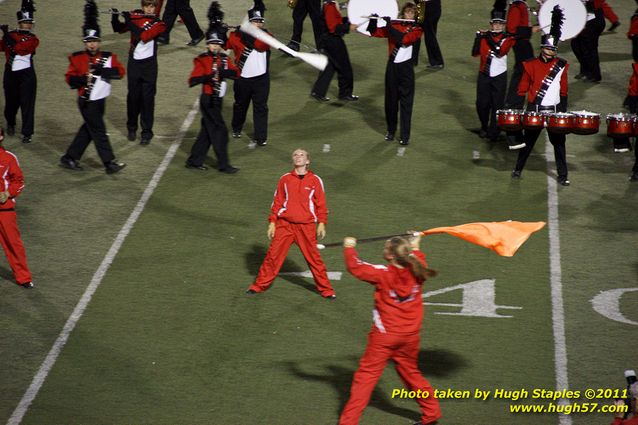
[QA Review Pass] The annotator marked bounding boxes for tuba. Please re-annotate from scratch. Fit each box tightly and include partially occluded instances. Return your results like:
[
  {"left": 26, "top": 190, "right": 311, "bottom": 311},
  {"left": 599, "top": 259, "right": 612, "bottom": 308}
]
[{"left": 287, "top": 0, "right": 297, "bottom": 9}]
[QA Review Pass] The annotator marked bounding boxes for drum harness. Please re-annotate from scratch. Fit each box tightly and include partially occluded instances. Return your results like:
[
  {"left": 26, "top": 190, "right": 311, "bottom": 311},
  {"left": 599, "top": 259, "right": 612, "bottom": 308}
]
[{"left": 530, "top": 58, "right": 566, "bottom": 111}]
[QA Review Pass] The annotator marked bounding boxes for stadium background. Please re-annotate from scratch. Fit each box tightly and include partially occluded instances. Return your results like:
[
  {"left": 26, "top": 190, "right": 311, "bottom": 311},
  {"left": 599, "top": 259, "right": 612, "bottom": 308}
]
[{"left": 0, "top": 0, "right": 636, "bottom": 424}]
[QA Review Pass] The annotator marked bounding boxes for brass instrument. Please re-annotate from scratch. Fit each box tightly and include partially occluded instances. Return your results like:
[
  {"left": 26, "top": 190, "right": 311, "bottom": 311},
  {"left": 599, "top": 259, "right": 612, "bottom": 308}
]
[
  {"left": 416, "top": 0, "right": 425, "bottom": 24},
  {"left": 287, "top": 0, "right": 297, "bottom": 9}
]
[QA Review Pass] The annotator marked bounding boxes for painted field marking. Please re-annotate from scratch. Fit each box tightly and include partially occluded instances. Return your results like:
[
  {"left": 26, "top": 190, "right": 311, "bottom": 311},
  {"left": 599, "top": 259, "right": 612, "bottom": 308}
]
[
  {"left": 279, "top": 271, "right": 343, "bottom": 280},
  {"left": 7, "top": 98, "right": 201, "bottom": 425}
]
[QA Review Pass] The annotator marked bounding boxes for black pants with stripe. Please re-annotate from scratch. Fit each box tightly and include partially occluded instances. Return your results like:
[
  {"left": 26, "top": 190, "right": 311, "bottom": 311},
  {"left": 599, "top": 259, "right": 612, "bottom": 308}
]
[
  {"left": 3, "top": 67, "right": 36, "bottom": 137},
  {"left": 476, "top": 72, "right": 507, "bottom": 139},
  {"left": 232, "top": 74, "right": 270, "bottom": 143},
  {"left": 514, "top": 128, "right": 568, "bottom": 180},
  {"left": 290, "top": 0, "right": 322, "bottom": 48},
  {"left": 312, "top": 34, "right": 353, "bottom": 98},
  {"left": 127, "top": 57, "right": 158, "bottom": 140},
  {"left": 67, "top": 98, "right": 116, "bottom": 165},
  {"left": 160, "top": 0, "right": 203, "bottom": 42},
  {"left": 187, "top": 94, "right": 231, "bottom": 170},
  {"left": 570, "top": 10, "right": 604, "bottom": 81},
  {"left": 385, "top": 60, "right": 415, "bottom": 142}
]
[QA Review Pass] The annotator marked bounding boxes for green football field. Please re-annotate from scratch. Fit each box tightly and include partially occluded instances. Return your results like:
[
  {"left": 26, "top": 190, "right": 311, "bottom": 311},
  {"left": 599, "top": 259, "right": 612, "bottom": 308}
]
[{"left": 1, "top": 0, "right": 637, "bottom": 424}]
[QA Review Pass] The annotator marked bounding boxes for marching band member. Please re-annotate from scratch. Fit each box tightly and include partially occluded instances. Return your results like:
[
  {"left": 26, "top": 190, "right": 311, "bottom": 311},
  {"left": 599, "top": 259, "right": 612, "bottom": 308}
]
[
  {"left": 571, "top": 0, "right": 605, "bottom": 83},
  {"left": 286, "top": 0, "right": 322, "bottom": 52},
  {"left": 0, "top": 0, "right": 39, "bottom": 144},
  {"left": 156, "top": 0, "right": 204, "bottom": 46},
  {"left": 627, "top": 1, "right": 638, "bottom": 62},
  {"left": 246, "top": 148, "right": 336, "bottom": 299},
  {"left": 0, "top": 127, "right": 33, "bottom": 289},
  {"left": 472, "top": 0, "right": 514, "bottom": 142},
  {"left": 111, "top": 0, "right": 166, "bottom": 145},
  {"left": 338, "top": 234, "right": 441, "bottom": 425},
  {"left": 366, "top": 3, "right": 423, "bottom": 145},
  {"left": 618, "top": 63, "right": 638, "bottom": 181},
  {"left": 511, "top": 7, "right": 571, "bottom": 186},
  {"left": 415, "top": 0, "right": 444, "bottom": 70},
  {"left": 310, "top": 0, "right": 358, "bottom": 102},
  {"left": 226, "top": 0, "right": 271, "bottom": 147},
  {"left": 185, "top": 2, "right": 240, "bottom": 174},
  {"left": 60, "top": 0, "right": 127, "bottom": 174},
  {"left": 504, "top": 0, "right": 538, "bottom": 108}
]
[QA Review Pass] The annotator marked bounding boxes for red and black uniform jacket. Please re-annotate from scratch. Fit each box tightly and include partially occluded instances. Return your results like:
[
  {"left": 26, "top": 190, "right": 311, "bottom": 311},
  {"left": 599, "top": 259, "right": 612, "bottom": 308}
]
[
  {"left": 369, "top": 21, "right": 423, "bottom": 59},
  {"left": 188, "top": 51, "right": 240, "bottom": 96},
  {"left": 0, "top": 146, "right": 24, "bottom": 211},
  {"left": 65, "top": 50, "right": 126, "bottom": 97},
  {"left": 0, "top": 30, "right": 39, "bottom": 69},
  {"left": 344, "top": 247, "right": 429, "bottom": 335},
  {"left": 628, "top": 9, "right": 638, "bottom": 40},
  {"left": 472, "top": 31, "right": 515, "bottom": 74},
  {"left": 321, "top": 0, "right": 351, "bottom": 37},
  {"left": 518, "top": 55, "right": 569, "bottom": 109},
  {"left": 506, "top": 0, "right": 532, "bottom": 40},
  {"left": 268, "top": 169, "right": 328, "bottom": 224},
  {"left": 626, "top": 63, "right": 638, "bottom": 113},
  {"left": 226, "top": 30, "right": 271, "bottom": 73},
  {"left": 111, "top": 10, "right": 166, "bottom": 59}
]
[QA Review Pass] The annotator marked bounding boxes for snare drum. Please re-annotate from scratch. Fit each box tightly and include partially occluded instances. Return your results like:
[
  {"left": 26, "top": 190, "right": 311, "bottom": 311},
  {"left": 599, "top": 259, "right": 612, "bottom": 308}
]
[
  {"left": 522, "top": 111, "right": 546, "bottom": 130},
  {"left": 570, "top": 111, "right": 600, "bottom": 135},
  {"left": 496, "top": 109, "right": 524, "bottom": 131},
  {"left": 546, "top": 112, "right": 574, "bottom": 134},
  {"left": 606, "top": 113, "right": 635, "bottom": 137}
]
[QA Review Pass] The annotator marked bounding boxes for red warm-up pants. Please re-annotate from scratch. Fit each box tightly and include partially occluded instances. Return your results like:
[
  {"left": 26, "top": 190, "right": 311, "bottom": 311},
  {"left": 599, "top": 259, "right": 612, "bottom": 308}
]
[
  {"left": 249, "top": 220, "right": 334, "bottom": 296},
  {"left": 0, "top": 211, "right": 32, "bottom": 285},
  {"left": 339, "top": 329, "right": 442, "bottom": 425}
]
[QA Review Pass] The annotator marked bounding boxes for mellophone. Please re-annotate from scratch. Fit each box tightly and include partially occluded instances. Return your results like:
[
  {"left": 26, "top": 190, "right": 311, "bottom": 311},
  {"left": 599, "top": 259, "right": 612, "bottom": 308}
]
[{"left": 496, "top": 109, "right": 601, "bottom": 135}]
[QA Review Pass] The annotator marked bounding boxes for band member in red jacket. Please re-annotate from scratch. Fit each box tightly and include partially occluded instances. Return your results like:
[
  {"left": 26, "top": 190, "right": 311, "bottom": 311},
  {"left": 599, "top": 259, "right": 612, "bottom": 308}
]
[
  {"left": 338, "top": 234, "right": 441, "bottom": 425},
  {"left": 511, "top": 15, "right": 571, "bottom": 186},
  {"left": 618, "top": 62, "right": 638, "bottom": 181},
  {"left": 185, "top": 2, "right": 240, "bottom": 173},
  {"left": 60, "top": 0, "right": 127, "bottom": 174},
  {"left": 504, "top": 0, "right": 538, "bottom": 108},
  {"left": 0, "top": 128, "right": 33, "bottom": 289},
  {"left": 366, "top": 3, "right": 423, "bottom": 146},
  {"left": 247, "top": 149, "right": 336, "bottom": 299},
  {"left": 601, "top": 0, "right": 620, "bottom": 32},
  {"left": 472, "top": 0, "right": 514, "bottom": 142},
  {"left": 627, "top": 2, "right": 638, "bottom": 62},
  {"left": 111, "top": 0, "right": 166, "bottom": 145},
  {"left": 310, "top": 0, "right": 358, "bottom": 102},
  {"left": 0, "top": 0, "right": 39, "bottom": 144},
  {"left": 226, "top": 0, "right": 271, "bottom": 146}
]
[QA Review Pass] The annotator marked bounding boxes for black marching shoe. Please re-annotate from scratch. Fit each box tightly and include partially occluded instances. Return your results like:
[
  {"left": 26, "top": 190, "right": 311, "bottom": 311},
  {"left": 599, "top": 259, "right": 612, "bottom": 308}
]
[
  {"left": 310, "top": 92, "right": 330, "bottom": 102},
  {"left": 21, "top": 135, "right": 32, "bottom": 144},
  {"left": 186, "top": 34, "right": 204, "bottom": 46},
  {"left": 630, "top": 172, "right": 638, "bottom": 182},
  {"left": 219, "top": 166, "right": 239, "bottom": 174},
  {"left": 127, "top": 130, "right": 136, "bottom": 141},
  {"left": 285, "top": 41, "right": 300, "bottom": 52},
  {"left": 20, "top": 281, "right": 34, "bottom": 289},
  {"left": 479, "top": 129, "right": 488, "bottom": 138},
  {"left": 255, "top": 139, "right": 267, "bottom": 146},
  {"left": 511, "top": 169, "right": 522, "bottom": 179},
  {"left": 246, "top": 289, "right": 258, "bottom": 294},
  {"left": 399, "top": 139, "right": 410, "bottom": 146},
  {"left": 384, "top": 132, "right": 395, "bottom": 142},
  {"left": 339, "top": 94, "right": 359, "bottom": 101},
  {"left": 60, "top": 155, "right": 83, "bottom": 171},
  {"left": 185, "top": 162, "right": 208, "bottom": 171},
  {"left": 156, "top": 36, "right": 168, "bottom": 45},
  {"left": 105, "top": 160, "right": 126, "bottom": 174},
  {"left": 232, "top": 130, "right": 241, "bottom": 138},
  {"left": 557, "top": 176, "right": 570, "bottom": 186},
  {"left": 140, "top": 137, "right": 151, "bottom": 146},
  {"left": 426, "top": 64, "right": 444, "bottom": 70},
  {"left": 6, "top": 125, "right": 15, "bottom": 136}
]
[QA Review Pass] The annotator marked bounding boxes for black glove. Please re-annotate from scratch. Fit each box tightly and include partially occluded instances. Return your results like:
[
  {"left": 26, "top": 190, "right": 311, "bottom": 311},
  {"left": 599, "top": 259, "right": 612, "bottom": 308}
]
[
  {"left": 91, "top": 66, "right": 103, "bottom": 76},
  {"left": 0, "top": 25, "right": 8, "bottom": 34},
  {"left": 68, "top": 75, "right": 88, "bottom": 89},
  {"left": 221, "top": 69, "right": 237, "bottom": 79},
  {"left": 387, "top": 24, "right": 403, "bottom": 45},
  {"left": 382, "top": 16, "right": 392, "bottom": 26},
  {"left": 122, "top": 11, "right": 131, "bottom": 22},
  {"left": 366, "top": 14, "right": 378, "bottom": 33},
  {"left": 558, "top": 96, "right": 568, "bottom": 113}
]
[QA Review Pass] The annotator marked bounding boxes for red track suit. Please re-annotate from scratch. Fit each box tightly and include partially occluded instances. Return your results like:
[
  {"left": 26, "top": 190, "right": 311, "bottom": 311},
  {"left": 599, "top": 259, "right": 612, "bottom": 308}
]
[
  {"left": 514, "top": 55, "right": 570, "bottom": 181},
  {"left": 369, "top": 21, "right": 423, "bottom": 143},
  {"left": 0, "top": 146, "right": 31, "bottom": 285},
  {"left": 186, "top": 51, "right": 240, "bottom": 170},
  {"left": 249, "top": 169, "right": 334, "bottom": 296},
  {"left": 0, "top": 29, "right": 39, "bottom": 139},
  {"left": 311, "top": 0, "right": 354, "bottom": 98},
  {"left": 472, "top": 31, "right": 514, "bottom": 140},
  {"left": 628, "top": 8, "right": 638, "bottom": 62},
  {"left": 227, "top": 30, "right": 271, "bottom": 144},
  {"left": 64, "top": 50, "right": 126, "bottom": 166},
  {"left": 339, "top": 247, "right": 441, "bottom": 425},
  {"left": 505, "top": 0, "right": 534, "bottom": 109},
  {"left": 112, "top": 11, "right": 166, "bottom": 142}
]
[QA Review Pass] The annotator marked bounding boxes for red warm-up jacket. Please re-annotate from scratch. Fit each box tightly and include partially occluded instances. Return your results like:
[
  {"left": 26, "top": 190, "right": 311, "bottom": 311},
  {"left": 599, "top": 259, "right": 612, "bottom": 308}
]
[
  {"left": 0, "top": 147, "right": 24, "bottom": 211},
  {"left": 268, "top": 169, "right": 328, "bottom": 224},
  {"left": 344, "top": 247, "right": 429, "bottom": 336}
]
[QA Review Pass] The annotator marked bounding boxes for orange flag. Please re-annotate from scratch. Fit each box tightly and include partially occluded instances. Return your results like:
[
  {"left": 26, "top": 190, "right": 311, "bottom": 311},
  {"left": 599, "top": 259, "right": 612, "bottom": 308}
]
[{"left": 420, "top": 221, "right": 546, "bottom": 257}]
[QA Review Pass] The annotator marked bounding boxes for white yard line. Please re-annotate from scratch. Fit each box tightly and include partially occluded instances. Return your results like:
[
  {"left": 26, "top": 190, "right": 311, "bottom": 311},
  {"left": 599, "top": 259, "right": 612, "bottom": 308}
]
[
  {"left": 7, "top": 98, "right": 200, "bottom": 425},
  {"left": 545, "top": 138, "right": 571, "bottom": 425}
]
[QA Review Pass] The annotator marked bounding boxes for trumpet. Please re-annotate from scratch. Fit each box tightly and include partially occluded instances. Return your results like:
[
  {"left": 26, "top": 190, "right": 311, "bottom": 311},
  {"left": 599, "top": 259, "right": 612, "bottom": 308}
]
[{"left": 287, "top": 0, "right": 297, "bottom": 9}]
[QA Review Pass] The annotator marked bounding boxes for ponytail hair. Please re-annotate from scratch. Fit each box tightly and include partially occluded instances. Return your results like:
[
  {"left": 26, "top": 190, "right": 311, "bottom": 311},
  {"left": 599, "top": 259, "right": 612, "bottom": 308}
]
[{"left": 388, "top": 237, "right": 438, "bottom": 281}]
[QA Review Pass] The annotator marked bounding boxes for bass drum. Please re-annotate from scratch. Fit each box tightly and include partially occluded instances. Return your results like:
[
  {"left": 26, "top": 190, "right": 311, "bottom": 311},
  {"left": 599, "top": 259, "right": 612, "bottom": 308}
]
[
  {"left": 347, "top": 0, "right": 399, "bottom": 35},
  {"left": 538, "top": 0, "right": 587, "bottom": 41},
  {"left": 570, "top": 110, "right": 600, "bottom": 135}
]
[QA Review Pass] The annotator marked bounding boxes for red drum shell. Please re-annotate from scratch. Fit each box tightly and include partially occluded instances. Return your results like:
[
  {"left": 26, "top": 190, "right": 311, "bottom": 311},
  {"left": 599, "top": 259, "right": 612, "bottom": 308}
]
[
  {"left": 522, "top": 111, "right": 546, "bottom": 130},
  {"left": 546, "top": 113, "right": 574, "bottom": 135},
  {"left": 496, "top": 109, "right": 523, "bottom": 131},
  {"left": 571, "top": 112, "right": 600, "bottom": 135},
  {"left": 606, "top": 114, "right": 635, "bottom": 138}
]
